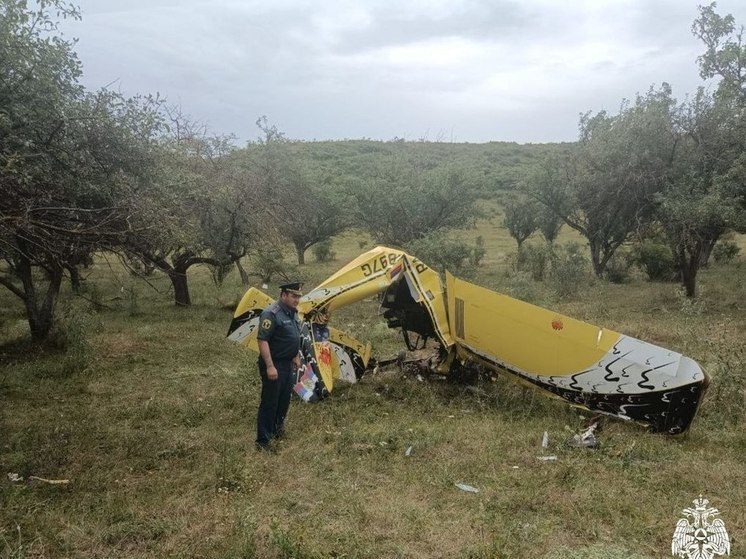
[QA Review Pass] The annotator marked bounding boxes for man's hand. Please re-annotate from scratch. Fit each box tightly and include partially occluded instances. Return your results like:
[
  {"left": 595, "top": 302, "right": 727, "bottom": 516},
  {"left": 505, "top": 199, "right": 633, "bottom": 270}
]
[
  {"left": 267, "top": 365, "right": 278, "bottom": 381},
  {"left": 292, "top": 355, "right": 301, "bottom": 370}
]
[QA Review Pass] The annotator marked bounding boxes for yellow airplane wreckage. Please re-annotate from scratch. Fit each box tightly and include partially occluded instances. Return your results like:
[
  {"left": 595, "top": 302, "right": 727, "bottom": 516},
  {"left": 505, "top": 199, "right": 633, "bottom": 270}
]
[{"left": 228, "top": 246, "right": 708, "bottom": 434}]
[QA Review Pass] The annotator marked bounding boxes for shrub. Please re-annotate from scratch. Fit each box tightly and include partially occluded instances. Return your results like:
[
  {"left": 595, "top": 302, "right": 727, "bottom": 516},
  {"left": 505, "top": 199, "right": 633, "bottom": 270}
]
[
  {"left": 124, "top": 282, "right": 140, "bottom": 316},
  {"left": 713, "top": 240, "right": 740, "bottom": 264},
  {"left": 407, "top": 232, "right": 472, "bottom": 273},
  {"left": 548, "top": 242, "right": 590, "bottom": 299},
  {"left": 86, "top": 282, "right": 104, "bottom": 311},
  {"left": 469, "top": 235, "right": 486, "bottom": 267},
  {"left": 634, "top": 239, "right": 678, "bottom": 281},
  {"left": 313, "top": 240, "right": 336, "bottom": 263},
  {"left": 251, "top": 246, "right": 292, "bottom": 284},
  {"left": 524, "top": 244, "right": 551, "bottom": 281},
  {"left": 506, "top": 271, "right": 540, "bottom": 304},
  {"left": 703, "top": 355, "right": 745, "bottom": 428},
  {"left": 52, "top": 302, "right": 95, "bottom": 374},
  {"left": 507, "top": 243, "right": 550, "bottom": 281},
  {"left": 604, "top": 249, "right": 634, "bottom": 283}
]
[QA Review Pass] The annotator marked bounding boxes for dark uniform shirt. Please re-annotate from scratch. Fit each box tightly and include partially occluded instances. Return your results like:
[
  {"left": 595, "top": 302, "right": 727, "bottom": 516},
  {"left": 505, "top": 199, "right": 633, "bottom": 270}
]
[{"left": 256, "top": 300, "right": 301, "bottom": 363}]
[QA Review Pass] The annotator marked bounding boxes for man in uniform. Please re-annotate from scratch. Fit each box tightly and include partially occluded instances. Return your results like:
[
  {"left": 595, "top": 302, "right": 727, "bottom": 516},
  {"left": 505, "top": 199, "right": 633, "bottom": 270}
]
[{"left": 255, "top": 281, "right": 304, "bottom": 450}]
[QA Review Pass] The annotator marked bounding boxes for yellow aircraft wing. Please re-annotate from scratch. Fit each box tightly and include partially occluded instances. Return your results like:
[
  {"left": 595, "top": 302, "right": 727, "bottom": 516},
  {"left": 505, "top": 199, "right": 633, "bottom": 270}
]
[
  {"left": 446, "top": 273, "right": 708, "bottom": 434},
  {"left": 298, "top": 246, "right": 408, "bottom": 314}
]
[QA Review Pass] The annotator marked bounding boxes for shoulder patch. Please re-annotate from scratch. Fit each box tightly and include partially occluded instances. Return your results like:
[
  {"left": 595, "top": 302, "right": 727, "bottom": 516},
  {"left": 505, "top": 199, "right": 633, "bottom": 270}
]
[{"left": 261, "top": 317, "right": 272, "bottom": 330}]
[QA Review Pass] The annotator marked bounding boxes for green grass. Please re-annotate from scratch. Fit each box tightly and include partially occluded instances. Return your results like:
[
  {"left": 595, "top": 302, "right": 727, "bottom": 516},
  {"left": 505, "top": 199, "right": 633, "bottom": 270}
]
[{"left": 1, "top": 216, "right": 745, "bottom": 558}]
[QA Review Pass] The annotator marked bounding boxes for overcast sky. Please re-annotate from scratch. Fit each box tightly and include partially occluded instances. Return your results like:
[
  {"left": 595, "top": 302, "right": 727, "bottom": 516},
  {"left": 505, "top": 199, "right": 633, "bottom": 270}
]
[{"left": 61, "top": 0, "right": 746, "bottom": 144}]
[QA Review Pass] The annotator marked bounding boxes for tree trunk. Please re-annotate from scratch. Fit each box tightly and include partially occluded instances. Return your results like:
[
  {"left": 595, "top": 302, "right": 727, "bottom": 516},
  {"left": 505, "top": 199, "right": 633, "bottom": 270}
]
[
  {"left": 150, "top": 251, "right": 219, "bottom": 306},
  {"left": 589, "top": 241, "right": 604, "bottom": 278},
  {"left": 16, "top": 256, "right": 63, "bottom": 341},
  {"left": 295, "top": 242, "right": 306, "bottom": 265},
  {"left": 677, "top": 243, "right": 701, "bottom": 298},
  {"left": 682, "top": 267, "right": 697, "bottom": 298},
  {"left": 235, "top": 258, "right": 249, "bottom": 286},
  {"left": 211, "top": 261, "right": 233, "bottom": 287},
  {"left": 698, "top": 236, "right": 719, "bottom": 268},
  {"left": 170, "top": 270, "right": 191, "bottom": 306},
  {"left": 67, "top": 265, "right": 82, "bottom": 294}
]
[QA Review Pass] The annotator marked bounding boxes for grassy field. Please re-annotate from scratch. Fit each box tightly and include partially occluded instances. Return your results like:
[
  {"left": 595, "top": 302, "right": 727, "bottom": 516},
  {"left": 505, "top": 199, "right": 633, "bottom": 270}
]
[{"left": 1, "top": 214, "right": 745, "bottom": 558}]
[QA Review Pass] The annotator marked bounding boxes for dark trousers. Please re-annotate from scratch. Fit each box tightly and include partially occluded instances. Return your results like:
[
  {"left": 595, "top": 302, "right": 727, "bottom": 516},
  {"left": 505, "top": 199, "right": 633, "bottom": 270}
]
[{"left": 256, "top": 360, "right": 294, "bottom": 446}]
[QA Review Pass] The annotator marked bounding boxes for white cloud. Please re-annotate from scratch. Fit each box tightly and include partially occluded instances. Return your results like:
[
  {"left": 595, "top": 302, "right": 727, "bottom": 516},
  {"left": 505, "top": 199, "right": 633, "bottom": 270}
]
[{"left": 61, "top": 0, "right": 746, "bottom": 143}]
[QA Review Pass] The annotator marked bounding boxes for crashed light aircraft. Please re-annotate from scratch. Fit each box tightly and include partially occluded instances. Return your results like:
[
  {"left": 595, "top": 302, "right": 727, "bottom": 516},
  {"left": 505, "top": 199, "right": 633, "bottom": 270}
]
[{"left": 228, "top": 247, "right": 708, "bottom": 434}]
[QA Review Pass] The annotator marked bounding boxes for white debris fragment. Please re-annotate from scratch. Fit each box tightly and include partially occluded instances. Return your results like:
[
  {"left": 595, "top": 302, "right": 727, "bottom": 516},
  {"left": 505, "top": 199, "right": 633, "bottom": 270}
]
[
  {"left": 511, "top": 466, "right": 519, "bottom": 469},
  {"left": 416, "top": 374, "right": 424, "bottom": 382},
  {"left": 537, "top": 455, "right": 557, "bottom": 461},
  {"left": 28, "top": 476, "right": 70, "bottom": 484},
  {"left": 405, "top": 446, "right": 413, "bottom": 457},
  {"left": 541, "top": 431, "right": 549, "bottom": 448},
  {"left": 455, "top": 483, "right": 479, "bottom": 493},
  {"left": 568, "top": 420, "right": 600, "bottom": 448},
  {"left": 7, "top": 473, "right": 23, "bottom": 483}
]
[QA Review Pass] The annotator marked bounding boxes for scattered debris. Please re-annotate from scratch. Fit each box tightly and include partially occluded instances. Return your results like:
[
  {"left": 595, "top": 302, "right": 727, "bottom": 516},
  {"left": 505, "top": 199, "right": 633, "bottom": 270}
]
[
  {"left": 27, "top": 476, "right": 70, "bottom": 485},
  {"left": 568, "top": 419, "right": 600, "bottom": 449},
  {"left": 405, "top": 446, "right": 413, "bottom": 457},
  {"left": 7, "top": 472, "right": 71, "bottom": 485},
  {"left": 537, "top": 430, "right": 555, "bottom": 461},
  {"left": 511, "top": 466, "right": 519, "bottom": 469},
  {"left": 416, "top": 374, "right": 424, "bottom": 382},
  {"left": 447, "top": 415, "right": 455, "bottom": 418},
  {"left": 455, "top": 483, "right": 479, "bottom": 493},
  {"left": 396, "top": 350, "right": 406, "bottom": 371}
]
